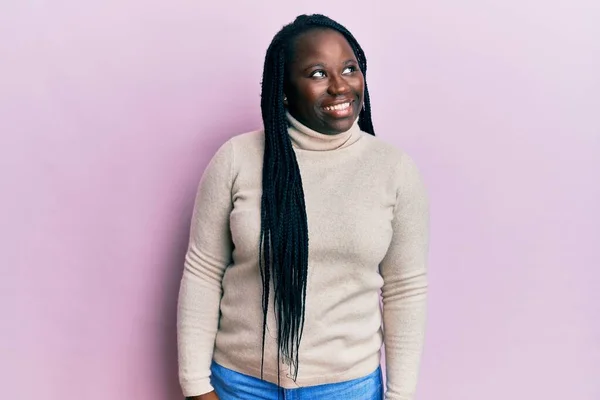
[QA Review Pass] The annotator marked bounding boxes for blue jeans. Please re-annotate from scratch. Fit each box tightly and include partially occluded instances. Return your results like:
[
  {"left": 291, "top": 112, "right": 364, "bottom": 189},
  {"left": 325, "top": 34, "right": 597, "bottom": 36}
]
[{"left": 210, "top": 362, "right": 383, "bottom": 400}]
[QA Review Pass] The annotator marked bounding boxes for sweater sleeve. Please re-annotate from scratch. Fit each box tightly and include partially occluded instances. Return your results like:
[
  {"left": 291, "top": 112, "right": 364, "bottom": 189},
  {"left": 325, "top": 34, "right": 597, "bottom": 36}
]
[
  {"left": 380, "top": 153, "right": 430, "bottom": 400},
  {"left": 177, "top": 140, "right": 234, "bottom": 397}
]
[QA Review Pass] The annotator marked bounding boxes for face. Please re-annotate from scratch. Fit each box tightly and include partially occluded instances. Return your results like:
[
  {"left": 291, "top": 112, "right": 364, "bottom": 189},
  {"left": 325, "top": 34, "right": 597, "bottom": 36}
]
[{"left": 285, "top": 28, "right": 364, "bottom": 135}]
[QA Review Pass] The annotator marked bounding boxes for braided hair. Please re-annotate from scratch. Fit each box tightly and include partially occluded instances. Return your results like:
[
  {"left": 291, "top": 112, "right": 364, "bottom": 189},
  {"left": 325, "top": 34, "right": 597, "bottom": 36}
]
[{"left": 259, "top": 14, "right": 376, "bottom": 382}]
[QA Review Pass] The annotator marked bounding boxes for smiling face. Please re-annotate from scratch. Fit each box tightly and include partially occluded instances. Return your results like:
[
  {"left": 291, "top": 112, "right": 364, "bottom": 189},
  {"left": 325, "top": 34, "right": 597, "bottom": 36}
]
[{"left": 285, "top": 28, "right": 365, "bottom": 135}]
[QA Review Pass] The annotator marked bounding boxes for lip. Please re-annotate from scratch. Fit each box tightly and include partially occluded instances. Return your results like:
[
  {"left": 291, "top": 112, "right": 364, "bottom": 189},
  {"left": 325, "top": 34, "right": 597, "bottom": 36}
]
[
  {"left": 319, "top": 99, "right": 355, "bottom": 119},
  {"left": 321, "top": 99, "right": 355, "bottom": 108}
]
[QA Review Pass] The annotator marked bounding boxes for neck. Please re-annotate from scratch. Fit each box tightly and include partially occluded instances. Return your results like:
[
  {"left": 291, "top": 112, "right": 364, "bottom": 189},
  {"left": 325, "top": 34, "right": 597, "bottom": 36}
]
[{"left": 286, "top": 111, "right": 362, "bottom": 151}]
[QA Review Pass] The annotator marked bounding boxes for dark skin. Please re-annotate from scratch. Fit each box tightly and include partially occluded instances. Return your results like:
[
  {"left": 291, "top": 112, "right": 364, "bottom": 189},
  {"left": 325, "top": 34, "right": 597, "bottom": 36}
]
[
  {"left": 285, "top": 28, "right": 365, "bottom": 135},
  {"left": 189, "top": 28, "right": 364, "bottom": 400},
  {"left": 187, "top": 393, "right": 219, "bottom": 400}
]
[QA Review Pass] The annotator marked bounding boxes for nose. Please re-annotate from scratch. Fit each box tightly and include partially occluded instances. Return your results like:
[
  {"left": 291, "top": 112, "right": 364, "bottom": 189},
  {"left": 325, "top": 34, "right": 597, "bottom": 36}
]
[{"left": 327, "top": 74, "right": 351, "bottom": 96}]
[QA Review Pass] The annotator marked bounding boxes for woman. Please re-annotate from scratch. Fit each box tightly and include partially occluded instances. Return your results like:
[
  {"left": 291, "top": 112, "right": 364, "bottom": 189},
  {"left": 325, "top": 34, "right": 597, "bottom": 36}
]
[{"left": 177, "top": 14, "right": 429, "bottom": 400}]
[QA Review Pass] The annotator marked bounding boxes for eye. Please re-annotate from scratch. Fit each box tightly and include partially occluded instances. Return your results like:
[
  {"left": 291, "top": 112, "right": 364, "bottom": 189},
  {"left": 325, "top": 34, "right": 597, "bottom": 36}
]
[
  {"left": 310, "top": 70, "right": 326, "bottom": 78},
  {"left": 342, "top": 65, "right": 357, "bottom": 74}
]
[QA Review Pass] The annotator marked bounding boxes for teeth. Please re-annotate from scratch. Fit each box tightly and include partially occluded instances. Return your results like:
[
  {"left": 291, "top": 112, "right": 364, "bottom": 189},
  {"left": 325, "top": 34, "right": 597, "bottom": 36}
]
[{"left": 324, "top": 102, "right": 350, "bottom": 111}]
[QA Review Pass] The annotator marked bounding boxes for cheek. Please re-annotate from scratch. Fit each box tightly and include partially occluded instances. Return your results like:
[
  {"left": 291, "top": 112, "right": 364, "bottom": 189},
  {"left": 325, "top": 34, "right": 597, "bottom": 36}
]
[
  {"left": 302, "top": 85, "right": 324, "bottom": 108},
  {"left": 352, "top": 76, "right": 365, "bottom": 97},
  {"left": 287, "top": 80, "right": 318, "bottom": 108}
]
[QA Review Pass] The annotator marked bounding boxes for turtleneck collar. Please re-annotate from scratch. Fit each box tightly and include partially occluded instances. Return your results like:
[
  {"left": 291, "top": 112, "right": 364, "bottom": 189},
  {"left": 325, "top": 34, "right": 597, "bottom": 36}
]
[{"left": 286, "top": 111, "right": 362, "bottom": 151}]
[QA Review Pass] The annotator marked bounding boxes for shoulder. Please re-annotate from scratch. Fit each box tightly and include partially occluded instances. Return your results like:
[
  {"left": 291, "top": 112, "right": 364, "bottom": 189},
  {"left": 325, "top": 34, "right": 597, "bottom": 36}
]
[
  {"left": 199, "top": 130, "right": 265, "bottom": 189},
  {"left": 359, "top": 131, "right": 420, "bottom": 172},
  {"left": 208, "top": 129, "right": 264, "bottom": 162},
  {"left": 359, "top": 131, "right": 427, "bottom": 199},
  {"left": 226, "top": 129, "right": 264, "bottom": 149},
  {"left": 223, "top": 129, "right": 265, "bottom": 166},
  {"left": 203, "top": 129, "right": 263, "bottom": 171},
  {"left": 203, "top": 129, "right": 265, "bottom": 182}
]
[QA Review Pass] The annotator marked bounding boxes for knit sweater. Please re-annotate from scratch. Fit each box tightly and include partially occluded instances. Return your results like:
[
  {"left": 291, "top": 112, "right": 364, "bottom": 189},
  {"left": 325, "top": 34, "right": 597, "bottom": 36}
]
[{"left": 177, "top": 113, "right": 429, "bottom": 400}]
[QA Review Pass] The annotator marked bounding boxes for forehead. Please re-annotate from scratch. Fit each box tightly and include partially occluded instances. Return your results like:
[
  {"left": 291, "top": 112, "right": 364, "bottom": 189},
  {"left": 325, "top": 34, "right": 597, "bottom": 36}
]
[{"left": 289, "top": 28, "right": 356, "bottom": 66}]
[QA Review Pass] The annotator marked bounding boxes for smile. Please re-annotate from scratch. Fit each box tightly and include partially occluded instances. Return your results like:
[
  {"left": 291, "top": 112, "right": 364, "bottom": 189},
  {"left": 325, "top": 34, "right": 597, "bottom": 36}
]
[{"left": 322, "top": 102, "right": 352, "bottom": 112}]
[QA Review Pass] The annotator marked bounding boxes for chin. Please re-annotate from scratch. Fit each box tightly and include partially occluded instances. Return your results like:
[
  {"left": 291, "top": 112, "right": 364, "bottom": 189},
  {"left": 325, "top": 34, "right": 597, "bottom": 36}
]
[{"left": 322, "top": 118, "right": 355, "bottom": 135}]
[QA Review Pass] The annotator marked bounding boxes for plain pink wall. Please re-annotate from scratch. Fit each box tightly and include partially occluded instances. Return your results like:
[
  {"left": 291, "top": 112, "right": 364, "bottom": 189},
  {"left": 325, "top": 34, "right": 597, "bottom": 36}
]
[{"left": 1, "top": 1, "right": 598, "bottom": 399}]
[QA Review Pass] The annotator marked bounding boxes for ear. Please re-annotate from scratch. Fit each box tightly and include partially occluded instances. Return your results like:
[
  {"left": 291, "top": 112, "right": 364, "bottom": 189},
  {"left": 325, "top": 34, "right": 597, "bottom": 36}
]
[{"left": 283, "top": 94, "right": 289, "bottom": 106}]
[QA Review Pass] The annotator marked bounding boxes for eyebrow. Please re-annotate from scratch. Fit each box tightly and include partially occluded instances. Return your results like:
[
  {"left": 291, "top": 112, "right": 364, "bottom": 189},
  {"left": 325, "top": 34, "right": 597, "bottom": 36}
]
[
  {"left": 303, "top": 63, "right": 326, "bottom": 72},
  {"left": 302, "top": 59, "right": 357, "bottom": 72}
]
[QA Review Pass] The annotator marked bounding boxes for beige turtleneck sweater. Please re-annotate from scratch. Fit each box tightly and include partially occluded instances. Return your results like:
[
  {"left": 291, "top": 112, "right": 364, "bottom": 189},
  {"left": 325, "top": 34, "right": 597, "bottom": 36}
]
[{"left": 177, "top": 113, "right": 429, "bottom": 400}]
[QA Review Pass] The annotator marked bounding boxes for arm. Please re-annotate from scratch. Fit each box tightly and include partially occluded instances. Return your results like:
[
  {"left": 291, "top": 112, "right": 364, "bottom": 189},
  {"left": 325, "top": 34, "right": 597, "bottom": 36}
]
[
  {"left": 380, "top": 154, "right": 430, "bottom": 400},
  {"left": 186, "top": 393, "right": 220, "bottom": 400},
  {"left": 177, "top": 141, "right": 234, "bottom": 398}
]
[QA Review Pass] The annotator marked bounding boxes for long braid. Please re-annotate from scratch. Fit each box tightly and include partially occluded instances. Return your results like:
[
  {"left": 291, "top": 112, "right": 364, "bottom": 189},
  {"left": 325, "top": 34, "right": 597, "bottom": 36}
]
[{"left": 259, "top": 14, "right": 376, "bottom": 383}]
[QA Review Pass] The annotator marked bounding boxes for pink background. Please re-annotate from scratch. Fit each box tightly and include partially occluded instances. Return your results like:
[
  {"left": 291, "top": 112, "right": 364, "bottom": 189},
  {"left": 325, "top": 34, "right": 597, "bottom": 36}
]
[{"left": 1, "top": 1, "right": 598, "bottom": 399}]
